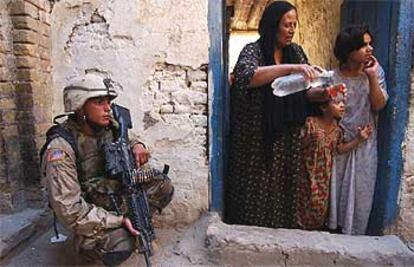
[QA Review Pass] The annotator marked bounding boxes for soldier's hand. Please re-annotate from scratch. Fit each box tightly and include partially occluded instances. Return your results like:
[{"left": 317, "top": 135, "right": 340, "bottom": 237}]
[
  {"left": 122, "top": 216, "right": 140, "bottom": 236},
  {"left": 132, "top": 143, "right": 150, "bottom": 167}
]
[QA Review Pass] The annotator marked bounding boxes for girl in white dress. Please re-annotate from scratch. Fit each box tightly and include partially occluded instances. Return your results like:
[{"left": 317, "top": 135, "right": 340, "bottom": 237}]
[{"left": 329, "top": 25, "right": 388, "bottom": 235}]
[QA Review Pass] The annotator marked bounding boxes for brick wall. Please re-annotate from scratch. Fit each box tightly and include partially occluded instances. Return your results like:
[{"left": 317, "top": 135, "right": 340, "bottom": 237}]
[
  {"left": 0, "top": 0, "right": 52, "bottom": 214},
  {"left": 0, "top": 0, "right": 25, "bottom": 213},
  {"left": 143, "top": 62, "right": 209, "bottom": 224}
]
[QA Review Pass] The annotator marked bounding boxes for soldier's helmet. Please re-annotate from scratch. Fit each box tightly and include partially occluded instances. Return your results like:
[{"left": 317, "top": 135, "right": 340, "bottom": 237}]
[{"left": 63, "top": 73, "right": 118, "bottom": 112}]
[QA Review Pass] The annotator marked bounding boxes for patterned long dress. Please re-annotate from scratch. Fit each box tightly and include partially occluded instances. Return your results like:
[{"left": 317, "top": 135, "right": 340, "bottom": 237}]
[
  {"left": 225, "top": 41, "right": 308, "bottom": 228},
  {"left": 297, "top": 117, "right": 342, "bottom": 230},
  {"left": 329, "top": 67, "right": 388, "bottom": 235}
]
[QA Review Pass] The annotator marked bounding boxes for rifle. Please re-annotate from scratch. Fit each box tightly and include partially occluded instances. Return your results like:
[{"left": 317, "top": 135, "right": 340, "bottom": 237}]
[{"left": 102, "top": 104, "right": 155, "bottom": 267}]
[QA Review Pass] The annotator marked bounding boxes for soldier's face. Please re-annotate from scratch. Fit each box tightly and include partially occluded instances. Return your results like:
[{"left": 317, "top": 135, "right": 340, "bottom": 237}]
[{"left": 83, "top": 96, "right": 112, "bottom": 126}]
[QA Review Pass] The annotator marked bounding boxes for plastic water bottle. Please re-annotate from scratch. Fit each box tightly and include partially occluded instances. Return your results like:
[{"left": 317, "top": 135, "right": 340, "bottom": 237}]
[{"left": 271, "top": 70, "right": 334, "bottom": 97}]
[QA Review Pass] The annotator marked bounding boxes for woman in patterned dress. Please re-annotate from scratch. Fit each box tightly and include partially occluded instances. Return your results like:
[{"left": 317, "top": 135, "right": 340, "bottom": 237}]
[
  {"left": 297, "top": 86, "right": 372, "bottom": 230},
  {"left": 225, "top": 1, "right": 328, "bottom": 228},
  {"left": 329, "top": 25, "right": 388, "bottom": 235}
]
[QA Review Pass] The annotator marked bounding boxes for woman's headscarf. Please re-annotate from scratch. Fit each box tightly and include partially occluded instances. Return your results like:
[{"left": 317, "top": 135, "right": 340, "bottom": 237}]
[{"left": 258, "top": 1, "right": 310, "bottom": 150}]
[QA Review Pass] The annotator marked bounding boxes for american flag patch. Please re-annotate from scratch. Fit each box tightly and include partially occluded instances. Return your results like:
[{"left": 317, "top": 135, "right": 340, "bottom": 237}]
[{"left": 47, "top": 150, "right": 65, "bottom": 162}]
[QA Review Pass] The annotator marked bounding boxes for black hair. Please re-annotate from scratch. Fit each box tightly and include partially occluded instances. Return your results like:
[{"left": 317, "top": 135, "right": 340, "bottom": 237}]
[
  {"left": 334, "top": 24, "right": 372, "bottom": 64},
  {"left": 313, "top": 101, "right": 330, "bottom": 116},
  {"left": 258, "top": 1, "right": 297, "bottom": 66},
  {"left": 258, "top": 1, "right": 310, "bottom": 160}
]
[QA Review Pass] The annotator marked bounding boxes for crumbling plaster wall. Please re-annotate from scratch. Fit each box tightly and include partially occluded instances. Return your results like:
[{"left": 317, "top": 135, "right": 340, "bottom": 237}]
[
  {"left": 294, "top": 0, "right": 343, "bottom": 69},
  {"left": 51, "top": 0, "right": 209, "bottom": 225}
]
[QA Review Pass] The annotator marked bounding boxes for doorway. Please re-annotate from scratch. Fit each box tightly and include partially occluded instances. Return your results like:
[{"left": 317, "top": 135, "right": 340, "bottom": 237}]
[{"left": 208, "top": 0, "right": 413, "bottom": 234}]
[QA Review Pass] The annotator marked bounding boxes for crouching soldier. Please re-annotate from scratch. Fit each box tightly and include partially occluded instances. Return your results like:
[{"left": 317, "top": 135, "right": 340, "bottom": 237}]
[{"left": 40, "top": 73, "right": 174, "bottom": 266}]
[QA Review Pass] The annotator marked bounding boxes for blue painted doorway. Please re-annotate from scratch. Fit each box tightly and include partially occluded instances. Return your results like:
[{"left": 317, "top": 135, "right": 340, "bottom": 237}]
[
  {"left": 208, "top": 0, "right": 230, "bottom": 212},
  {"left": 208, "top": 1, "right": 414, "bottom": 234}
]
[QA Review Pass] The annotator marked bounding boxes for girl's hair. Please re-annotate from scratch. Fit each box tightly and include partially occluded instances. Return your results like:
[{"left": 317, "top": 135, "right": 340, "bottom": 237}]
[
  {"left": 258, "top": 1, "right": 296, "bottom": 66},
  {"left": 334, "top": 24, "right": 372, "bottom": 64},
  {"left": 311, "top": 100, "right": 330, "bottom": 116}
]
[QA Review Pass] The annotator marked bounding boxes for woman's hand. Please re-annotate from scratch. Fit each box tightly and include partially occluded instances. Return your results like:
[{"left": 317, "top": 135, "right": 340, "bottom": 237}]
[
  {"left": 132, "top": 143, "right": 150, "bottom": 167},
  {"left": 363, "top": 55, "right": 379, "bottom": 78},
  {"left": 294, "top": 64, "right": 321, "bottom": 80},
  {"left": 122, "top": 216, "right": 140, "bottom": 236}
]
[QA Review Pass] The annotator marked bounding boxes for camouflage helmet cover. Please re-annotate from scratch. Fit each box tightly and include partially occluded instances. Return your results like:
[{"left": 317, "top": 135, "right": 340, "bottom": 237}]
[{"left": 63, "top": 73, "right": 118, "bottom": 112}]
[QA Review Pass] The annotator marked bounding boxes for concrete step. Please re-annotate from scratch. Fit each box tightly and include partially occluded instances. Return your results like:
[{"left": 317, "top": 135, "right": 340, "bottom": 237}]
[
  {"left": 0, "top": 208, "right": 50, "bottom": 258},
  {"left": 206, "top": 213, "right": 414, "bottom": 267}
]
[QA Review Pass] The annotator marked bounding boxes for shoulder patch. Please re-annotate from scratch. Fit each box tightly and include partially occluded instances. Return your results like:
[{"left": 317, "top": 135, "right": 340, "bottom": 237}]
[{"left": 47, "top": 150, "right": 66, "bottom": 162}]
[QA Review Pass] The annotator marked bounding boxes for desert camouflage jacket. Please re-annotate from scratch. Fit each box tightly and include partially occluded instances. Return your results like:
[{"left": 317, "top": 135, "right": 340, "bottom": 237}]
[{"left": 41, "top": 118, "right": 145, "bottom": 238}]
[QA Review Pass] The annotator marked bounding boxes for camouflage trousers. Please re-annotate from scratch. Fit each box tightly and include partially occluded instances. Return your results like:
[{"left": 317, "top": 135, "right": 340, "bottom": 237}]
[{"left": 75, "top": 174, "right": 174, "bottom": 266}]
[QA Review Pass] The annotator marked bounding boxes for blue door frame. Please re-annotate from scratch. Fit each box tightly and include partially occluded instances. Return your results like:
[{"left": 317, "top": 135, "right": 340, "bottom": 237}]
[
  {"left": 370, "top": 0, "right": 413, "bottom": 234},
  {"left": 208, "top": 0, "right": 229, "bottom": 212},
  {"left": 209, "top": 1, "right": 414, "bottom": 233}
]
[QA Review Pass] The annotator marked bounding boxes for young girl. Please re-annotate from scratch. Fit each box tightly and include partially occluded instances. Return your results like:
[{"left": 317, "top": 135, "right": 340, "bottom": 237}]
[
  {"left": 296, "top": 85, "right": 372, "bottom": 230},
  {"left": 330, "top": 25, "right": 388, "bottom": 235}
]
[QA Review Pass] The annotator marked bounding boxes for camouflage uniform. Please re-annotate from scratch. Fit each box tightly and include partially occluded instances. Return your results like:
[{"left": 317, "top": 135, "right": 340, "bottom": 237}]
[{"left": 41, "top": 117, "right": 173, "bottom": 265}]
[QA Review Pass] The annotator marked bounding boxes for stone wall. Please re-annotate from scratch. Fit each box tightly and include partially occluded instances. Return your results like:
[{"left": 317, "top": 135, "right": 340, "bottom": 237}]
[
  {"left": 50, "top": 0, "right": 209, "bottom": 225},
  {"left": 0, "top": 0, "right": 52, "bottom": 214}
]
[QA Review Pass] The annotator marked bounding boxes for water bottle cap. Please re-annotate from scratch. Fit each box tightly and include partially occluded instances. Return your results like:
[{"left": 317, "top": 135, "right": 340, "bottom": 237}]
[{"left": 318, "top": 70, "right": 334, "bottom": 78}]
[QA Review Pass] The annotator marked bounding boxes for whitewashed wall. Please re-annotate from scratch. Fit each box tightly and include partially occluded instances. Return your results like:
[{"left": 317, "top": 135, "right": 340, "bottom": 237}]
[{"left": 51, "top": 0, "right": 209, "bottom": 225}]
